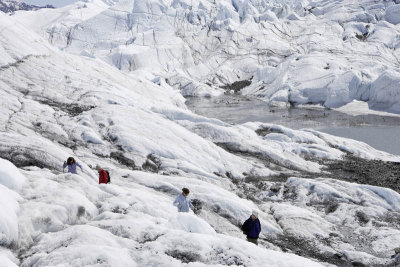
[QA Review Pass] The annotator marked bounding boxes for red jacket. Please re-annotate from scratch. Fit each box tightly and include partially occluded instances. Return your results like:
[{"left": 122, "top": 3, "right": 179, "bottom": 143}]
[{"left": 99, "top": 169, "right": 108, "bottom": 184}]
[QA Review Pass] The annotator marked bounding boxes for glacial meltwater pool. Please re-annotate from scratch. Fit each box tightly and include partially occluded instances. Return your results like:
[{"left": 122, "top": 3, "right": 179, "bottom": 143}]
[{"left": 186, "top": 95, "right": 400, "bottom": 156}]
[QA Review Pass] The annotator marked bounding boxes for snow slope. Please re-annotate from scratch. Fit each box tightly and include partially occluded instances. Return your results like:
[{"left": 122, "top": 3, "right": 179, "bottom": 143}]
[
  {"left": 0, "top": 11, "right": 324, "bottom": 266},
  {"left": 12, "top": 0, "right": 110, "bottom": 33},
  {"left": 2, "top": 3, "right": 400, "bottom": 267},
  {"left": 13, "top": 0, "right": 400, "bottom": 114}
]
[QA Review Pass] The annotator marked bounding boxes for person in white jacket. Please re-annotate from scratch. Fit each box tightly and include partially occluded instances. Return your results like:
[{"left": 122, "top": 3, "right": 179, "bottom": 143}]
[{"left": 173, "top": 188, "right": 194, "bottom": 212}]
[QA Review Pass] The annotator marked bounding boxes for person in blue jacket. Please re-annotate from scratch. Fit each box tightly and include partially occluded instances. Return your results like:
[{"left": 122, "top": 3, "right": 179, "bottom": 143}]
[
  {"left": 63, "top": 157, "right": 83, "bottom": 174},
  {"left": 242, "top": 210, "right": 261, "bottom": 245},
  {"left": 173, "top": 188, "right": 194, "bottom": 212}
]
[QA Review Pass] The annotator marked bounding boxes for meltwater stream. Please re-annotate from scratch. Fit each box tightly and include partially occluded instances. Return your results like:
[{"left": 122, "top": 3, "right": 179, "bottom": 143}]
[{"left": 186, "top": 95, "right": 400, "bottom": 156}]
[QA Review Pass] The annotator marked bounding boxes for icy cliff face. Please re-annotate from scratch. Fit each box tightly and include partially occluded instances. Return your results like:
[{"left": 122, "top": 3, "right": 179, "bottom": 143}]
[
  {"left": 2, "top": 2, "right": 400, "bottom": 267},
  {"left": 13, "top": 0, "right": 400, "bottom": 113}
]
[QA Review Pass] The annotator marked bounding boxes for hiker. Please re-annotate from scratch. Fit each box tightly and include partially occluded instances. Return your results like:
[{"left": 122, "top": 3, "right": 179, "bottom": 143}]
[
  {"left": 96, "top": 165, "right": 110, "bottom": 184},
  {"left": 173, "top": 188, "right": 194, "bottom": 212},
  {"left": 63, "top": 157, "right": 83, "bottom": 174},
  {"left": 391, "top": 247, "right": 400, "bottom": 263},
  {"left": 241, "top": 210, "right": 261, "bottom": 245}
]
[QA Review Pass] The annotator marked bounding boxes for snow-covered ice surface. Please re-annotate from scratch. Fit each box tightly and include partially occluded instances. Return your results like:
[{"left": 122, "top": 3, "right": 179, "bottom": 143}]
[
  {"left": 1, "top": 1, "right": 400, "bottom": 266},
  {"left": 335, "top": 100, "right": 400, "bottom": 117},
  {"left": 12, "top": 0, "right": 400, "bottom": 114}
]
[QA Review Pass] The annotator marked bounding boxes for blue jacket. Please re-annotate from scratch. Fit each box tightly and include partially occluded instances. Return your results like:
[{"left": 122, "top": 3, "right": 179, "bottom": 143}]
[
  {"left": 173, "top": 193, "right": 194, "bottom": 212},
  {"left": 63, "top": 162, "right": 82, "bottom": 174},
  {"left": 242, "top": 217, "right": 261, "bottom": 239}
]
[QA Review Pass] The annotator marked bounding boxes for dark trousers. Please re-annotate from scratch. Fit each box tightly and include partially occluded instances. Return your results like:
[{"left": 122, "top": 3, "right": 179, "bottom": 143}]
[{"left": 247, "top": 237, "right": 258, "bottom": 245}]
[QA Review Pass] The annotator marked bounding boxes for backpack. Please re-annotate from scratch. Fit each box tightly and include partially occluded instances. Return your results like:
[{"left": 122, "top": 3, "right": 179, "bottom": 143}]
[
  {"left": 106, "top": 170, "right": 110, "bottom": 183},
  {"left": 98, "top": 169, "right": 109, "bottom": 184}
]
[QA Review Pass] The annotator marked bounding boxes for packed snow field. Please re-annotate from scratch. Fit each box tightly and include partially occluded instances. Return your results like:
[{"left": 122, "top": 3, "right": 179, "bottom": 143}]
[{"left": 1, "top": 0, "right": 400, "bottom": 266}]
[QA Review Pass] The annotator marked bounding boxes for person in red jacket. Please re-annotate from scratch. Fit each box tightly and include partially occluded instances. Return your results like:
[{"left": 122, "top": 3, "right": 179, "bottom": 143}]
[{"left": 96, "top": 165, "right": 109, "bottom": 184}]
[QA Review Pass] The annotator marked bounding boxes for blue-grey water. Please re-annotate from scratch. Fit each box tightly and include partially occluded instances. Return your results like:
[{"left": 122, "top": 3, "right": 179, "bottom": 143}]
[{"left": 186, "top": 95, "right": 400, "bottom": 156}]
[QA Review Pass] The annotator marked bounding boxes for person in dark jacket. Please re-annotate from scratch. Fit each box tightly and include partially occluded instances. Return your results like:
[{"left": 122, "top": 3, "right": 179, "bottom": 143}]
[
  {"left": 241, "top": 210, "right": 261, "bottom": 245},
  {"left": 63, "top": 157, "right": 83, "bottom": 174}
]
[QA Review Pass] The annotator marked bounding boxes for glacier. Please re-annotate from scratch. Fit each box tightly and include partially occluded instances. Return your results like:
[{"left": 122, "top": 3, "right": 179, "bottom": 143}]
[
  {"left": 12, "top": 0, "right": 400, "bottom": 113},
  {"left": 0, "top": 0, "right": 400, "bottom": 266}
]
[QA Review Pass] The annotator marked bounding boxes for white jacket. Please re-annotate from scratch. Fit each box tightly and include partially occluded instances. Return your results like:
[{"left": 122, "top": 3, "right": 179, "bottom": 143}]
[{"left": 173, "top": 193, "right": 194, "bottom": 212}]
